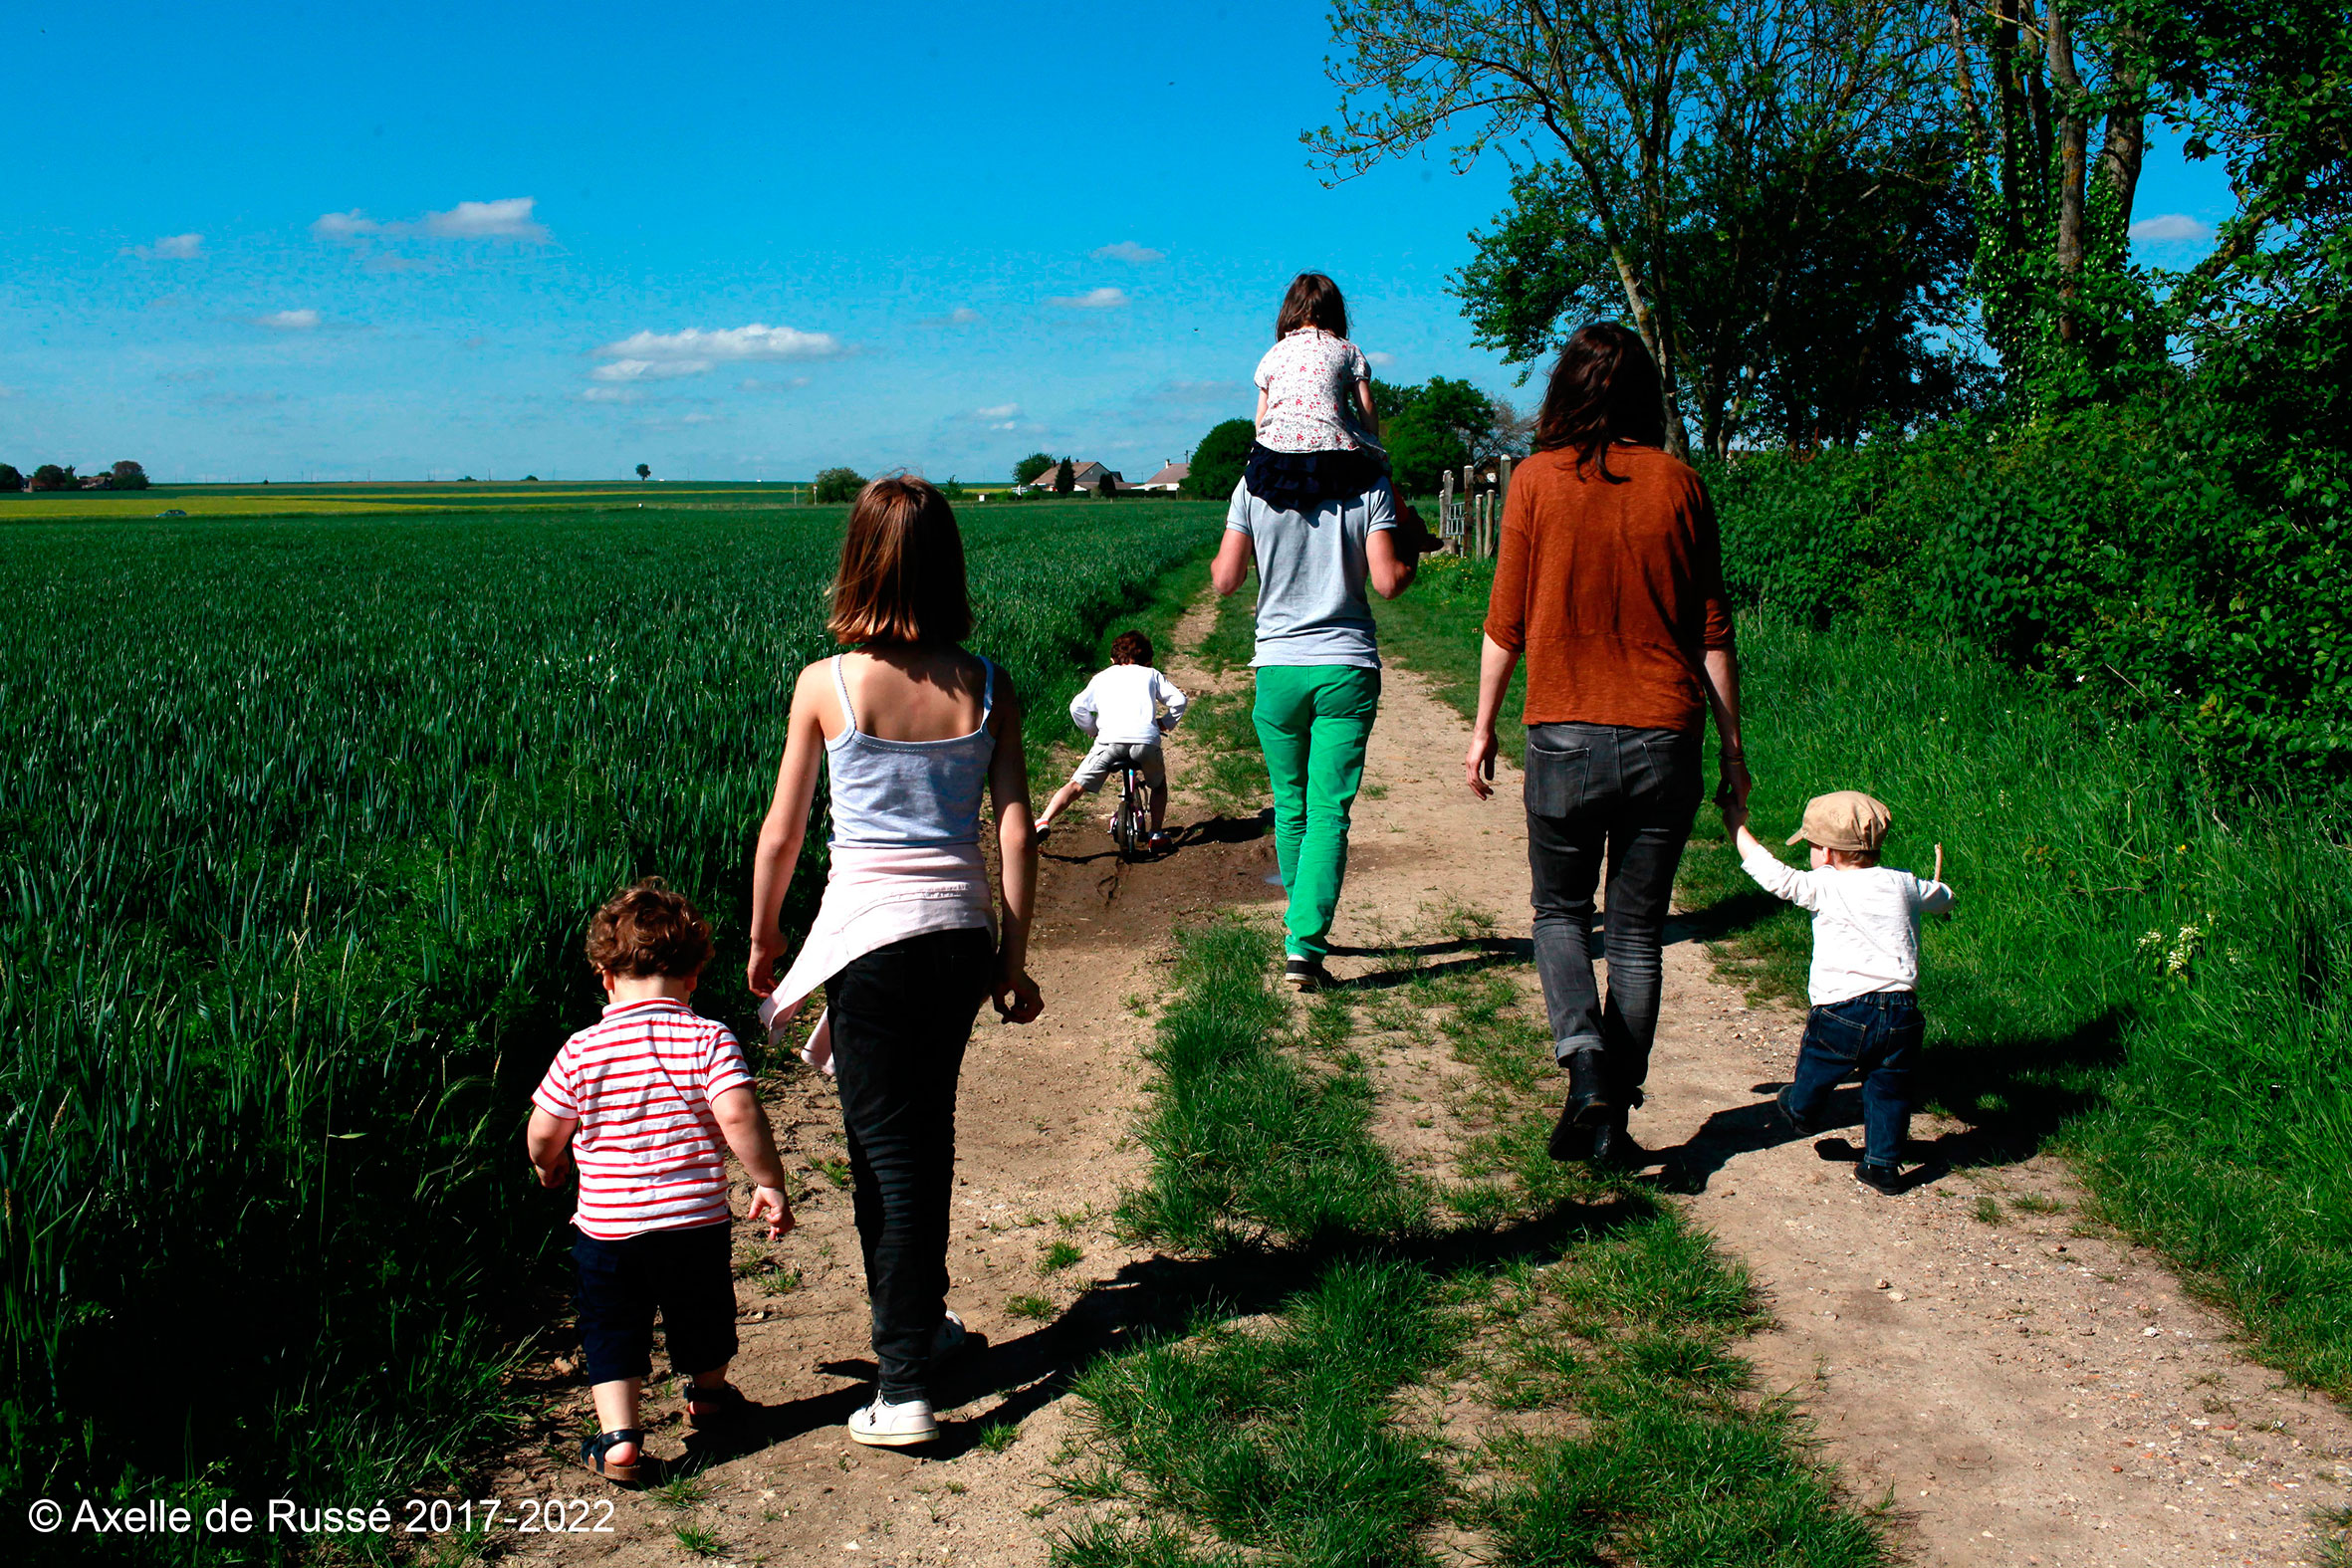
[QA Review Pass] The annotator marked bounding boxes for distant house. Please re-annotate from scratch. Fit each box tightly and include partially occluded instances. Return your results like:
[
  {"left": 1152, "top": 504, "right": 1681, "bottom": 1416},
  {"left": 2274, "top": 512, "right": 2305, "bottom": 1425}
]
[
  {"left": 1064, "top": 460, "right": 1123, "bottom": 490},
  {"left": 1135, "top": 461, "right": 1188, "bottom": 493}
]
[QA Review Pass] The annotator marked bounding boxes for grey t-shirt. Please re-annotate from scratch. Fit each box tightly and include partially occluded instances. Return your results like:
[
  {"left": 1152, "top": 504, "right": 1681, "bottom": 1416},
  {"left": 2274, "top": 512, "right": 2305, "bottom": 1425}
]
[{"left": 1226, "top": 478, "right": 1397, "bottom": 668}]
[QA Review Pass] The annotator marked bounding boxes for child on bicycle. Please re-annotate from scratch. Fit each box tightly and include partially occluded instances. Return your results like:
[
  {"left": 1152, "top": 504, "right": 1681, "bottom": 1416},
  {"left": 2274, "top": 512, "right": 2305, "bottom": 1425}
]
[{"left": 1036, "top": 630, "right": 1187, "bottom": 851}]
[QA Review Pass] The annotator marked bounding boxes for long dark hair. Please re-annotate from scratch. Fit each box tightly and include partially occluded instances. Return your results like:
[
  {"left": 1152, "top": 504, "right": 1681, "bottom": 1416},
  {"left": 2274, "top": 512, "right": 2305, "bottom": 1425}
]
[
  {"left": 1275, "top": 272, "right": 1348, "bottom": 340},
  {"left": 1531, "top": 323, "right": 1666, "bottom": 482}
]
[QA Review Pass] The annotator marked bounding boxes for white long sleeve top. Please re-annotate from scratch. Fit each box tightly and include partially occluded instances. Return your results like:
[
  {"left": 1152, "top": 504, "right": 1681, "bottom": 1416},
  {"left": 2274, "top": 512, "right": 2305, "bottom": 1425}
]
[
  {"left": 1738, "top": 838, "right": 1955, "bottom": 1006},
  {"left": 1069, "top": 664, "right": 1187, "bottom": 745}
]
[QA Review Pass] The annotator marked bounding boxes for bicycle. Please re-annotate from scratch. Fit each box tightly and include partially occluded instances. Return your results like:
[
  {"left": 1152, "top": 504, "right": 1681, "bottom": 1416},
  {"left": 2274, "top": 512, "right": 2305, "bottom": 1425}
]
[{"left": 1110, "top": 763, "right": 1152, "bottom": 862}]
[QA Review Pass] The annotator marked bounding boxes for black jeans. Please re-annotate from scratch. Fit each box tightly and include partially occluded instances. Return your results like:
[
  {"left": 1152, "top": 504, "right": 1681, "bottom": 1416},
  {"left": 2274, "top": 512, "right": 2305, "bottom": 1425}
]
[
  {"left": 572, "top": 1221, "right": 738, "bottom": 1386},
  {"left": 827, "top": 926, "right": 993, "bottom": 1401},
  {"left": 1786, "top": 991, "right": 1924, "bottom": 1169},
  {"left": 1524, "top": 723, "right": 1703, "bottom": 1105}
]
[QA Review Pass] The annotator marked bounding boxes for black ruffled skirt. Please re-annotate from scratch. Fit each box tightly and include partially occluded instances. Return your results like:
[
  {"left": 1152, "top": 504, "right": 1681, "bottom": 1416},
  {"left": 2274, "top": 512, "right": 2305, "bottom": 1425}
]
[{"left": 1242, "top": 442, "right": 1388, "bottom": 512}]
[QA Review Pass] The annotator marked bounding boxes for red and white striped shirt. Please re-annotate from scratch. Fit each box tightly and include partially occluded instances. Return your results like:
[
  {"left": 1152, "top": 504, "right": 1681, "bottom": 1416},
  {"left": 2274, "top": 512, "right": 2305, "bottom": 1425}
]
[{"left": 532, "top": 998, "right": 756, "bottom": 1239}]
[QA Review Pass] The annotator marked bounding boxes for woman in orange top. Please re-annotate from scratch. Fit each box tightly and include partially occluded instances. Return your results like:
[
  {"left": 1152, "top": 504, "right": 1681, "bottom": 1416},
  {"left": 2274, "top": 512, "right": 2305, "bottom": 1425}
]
[{"left": 1465, "top": 324, "right": 1751, "bottom": 1169}]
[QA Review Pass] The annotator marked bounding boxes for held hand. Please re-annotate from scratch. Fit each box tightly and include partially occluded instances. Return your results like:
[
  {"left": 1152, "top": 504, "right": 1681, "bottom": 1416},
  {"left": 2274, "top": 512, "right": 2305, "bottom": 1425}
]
[
  {"left": 748, "top": 1185, "right": 796, "bottom": 1240},
  {"left": 1396, "top": 504, "right": 1443, "bottom": 557},
  {"left": 1465, "top": 726, "right": 1499, "bottom": 800},
  {"left": 746, "top": 936, "right": 786, "bottom": 999},
  {"left": 992, "top": 963, "right": 1044, "bottom": 1025},
  {"left": 1715, "top": 751, "right": 1753, "bottom": 814}
]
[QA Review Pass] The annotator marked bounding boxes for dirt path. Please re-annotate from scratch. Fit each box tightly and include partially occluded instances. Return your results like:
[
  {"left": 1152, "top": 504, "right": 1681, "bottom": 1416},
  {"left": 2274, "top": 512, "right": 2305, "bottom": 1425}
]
[
  {"left": 494, "top": 592, "right": 1278, "bottom": 1567},
  {"left": 497, "top": 592, "right": 2351, "bottom": 1568},
  {"left": 1304, "top": 657, "right": 2352, "bottom": 1568}
]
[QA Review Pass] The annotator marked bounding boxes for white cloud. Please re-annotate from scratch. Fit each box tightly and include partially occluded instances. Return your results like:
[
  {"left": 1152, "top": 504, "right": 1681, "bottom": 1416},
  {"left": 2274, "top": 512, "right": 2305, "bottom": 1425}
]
[
  {"left": 2130, "top": 213, "right": 2212, "bottom": 243},
  {"left": 920, "top": 307, "right": 984, "bottom": 328},
  {"left": 423, "top": 197, "right": 549, "bottom": 241},
  {"left": 1091, "top": 241, "right": 1164, "bottom": 265},
  {"left": 581, "top": 386, "right": 639, "bottom": 402},
  {"left": 680, "top": 412, "right": 719, "bottom": 424},
  {"left": 592, "top": 325, "right": 845, "bottom": 381},
  {"left": 592, "top": 357, "right": 711, "bottom": 382},
  {"left": 1048, "top": 287, "right": 1128, "bottom": 310},
  {"left": 256, "top": 309, "right": 321, "bottom": 331},
  {"left": 312, "top": 210, "right": 381, "bottom": 241},
  {"left": 972, "top": 403, "right": 1022, "bottom": 420},
  {"left": 312, "top": 197, "right": 548, "bottom": 244},
  {"left": 1365, "top": 350, "right": 1396, "bottom": 367},
  {"left": 126, "top": 233, "right": 204, "bottom": 260}
]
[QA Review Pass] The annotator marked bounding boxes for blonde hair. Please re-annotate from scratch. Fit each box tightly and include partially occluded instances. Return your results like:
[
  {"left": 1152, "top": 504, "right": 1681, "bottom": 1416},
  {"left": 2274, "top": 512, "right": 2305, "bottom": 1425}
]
[{"left": 826, "top": 476, "right": 973, "bottom": 645}]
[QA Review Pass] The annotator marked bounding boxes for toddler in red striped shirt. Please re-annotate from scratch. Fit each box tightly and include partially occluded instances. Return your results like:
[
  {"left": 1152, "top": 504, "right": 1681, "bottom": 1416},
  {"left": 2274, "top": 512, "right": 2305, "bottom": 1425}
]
[{"left": 528, "top": 878, "right": 796, "bottom": 1484}]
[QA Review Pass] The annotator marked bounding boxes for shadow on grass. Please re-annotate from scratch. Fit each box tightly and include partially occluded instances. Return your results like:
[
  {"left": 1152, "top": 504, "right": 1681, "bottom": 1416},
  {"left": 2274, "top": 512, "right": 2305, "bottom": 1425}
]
[{"left": 668, "top": 1193, "right": 1654, "bottom": 1468}]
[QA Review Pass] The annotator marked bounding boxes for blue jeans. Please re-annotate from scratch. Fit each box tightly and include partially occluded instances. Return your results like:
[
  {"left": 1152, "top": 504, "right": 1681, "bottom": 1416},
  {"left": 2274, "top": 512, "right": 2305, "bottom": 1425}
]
[
  {"left": 1524, "top": 723, "right": 1702, "bottom": 1103},
  {"left": 1787, "top": 992, "right": 1924, "bottom": 1168}
]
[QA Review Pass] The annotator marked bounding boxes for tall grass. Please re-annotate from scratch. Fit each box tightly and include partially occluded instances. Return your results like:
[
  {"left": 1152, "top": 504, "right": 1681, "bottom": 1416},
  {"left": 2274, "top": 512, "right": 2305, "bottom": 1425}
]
[
  {"left": 1373, "top": 559, "right": 2352, "bottom": 1400},
  {"left": 0, "top": 500, "right": 1222, "bottom": 1555}
]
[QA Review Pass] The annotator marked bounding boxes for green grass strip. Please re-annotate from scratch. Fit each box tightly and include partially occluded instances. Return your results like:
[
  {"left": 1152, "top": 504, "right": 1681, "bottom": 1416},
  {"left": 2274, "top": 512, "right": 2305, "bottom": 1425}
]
[
  {"left": 1058, "top": 1258, "right": 1461, "bottom": 1568},
  {"left": 1118, "top": 922, "right": 1428, "bottom": 1250}
]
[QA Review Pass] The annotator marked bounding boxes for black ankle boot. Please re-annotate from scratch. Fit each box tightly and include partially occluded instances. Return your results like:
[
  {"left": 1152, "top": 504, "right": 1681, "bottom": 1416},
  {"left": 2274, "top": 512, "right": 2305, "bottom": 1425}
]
[
  {"left": 1589, "top": 1114, "right": 1644, "bottom": 1173},
  {"left": 1562, "top": 1049, "right": 1611, "bottom": 1127}
]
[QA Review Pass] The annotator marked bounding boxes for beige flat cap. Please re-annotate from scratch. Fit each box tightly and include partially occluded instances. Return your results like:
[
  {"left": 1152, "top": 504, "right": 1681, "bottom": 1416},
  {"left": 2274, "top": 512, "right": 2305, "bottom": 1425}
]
[{"left": 1787, "top": 789, "right": 1892, "bottom": 852}]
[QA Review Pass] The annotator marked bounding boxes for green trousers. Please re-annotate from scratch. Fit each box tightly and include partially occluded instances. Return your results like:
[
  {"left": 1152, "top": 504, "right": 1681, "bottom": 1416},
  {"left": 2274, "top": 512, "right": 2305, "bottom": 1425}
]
[{"left": 1253, "top": 664, "right": 1381, "bottom": 961}]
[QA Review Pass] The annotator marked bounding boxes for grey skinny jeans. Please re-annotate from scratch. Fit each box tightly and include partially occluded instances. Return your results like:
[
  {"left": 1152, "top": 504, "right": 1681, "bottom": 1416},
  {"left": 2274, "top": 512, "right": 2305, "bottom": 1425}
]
[{"left": 1524, "top": 723, "right": 1703, "bottom": 1103}]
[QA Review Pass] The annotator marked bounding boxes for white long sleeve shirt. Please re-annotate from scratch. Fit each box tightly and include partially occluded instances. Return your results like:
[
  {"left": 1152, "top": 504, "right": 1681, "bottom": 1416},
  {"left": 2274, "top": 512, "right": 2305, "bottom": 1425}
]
[
  {"left": 1069, "top": 664, "right": 1188, "bottom": 745},
  {"left": 1739, "top": 838, "right": 1955, "bottom": 1006}
]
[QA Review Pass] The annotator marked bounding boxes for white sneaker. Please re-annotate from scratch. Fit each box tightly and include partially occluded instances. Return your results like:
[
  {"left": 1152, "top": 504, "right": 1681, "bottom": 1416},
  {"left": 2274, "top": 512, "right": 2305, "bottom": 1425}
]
[
  {"left": 848, "top": 1394, "right": 937, "bottom": 1448},
  {"left": 932, "top": 1309, "right": 968, "bottom": 1363}
]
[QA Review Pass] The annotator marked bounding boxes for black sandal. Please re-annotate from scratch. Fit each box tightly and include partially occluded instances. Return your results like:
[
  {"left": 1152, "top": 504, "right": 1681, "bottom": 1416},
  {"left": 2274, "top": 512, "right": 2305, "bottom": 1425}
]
[
  {"left": 681, "top": 1381, "right": 754, "bottom": 1431},
  {"left": 580, "top": 1428, "right": 649, "bottom": 1484}
]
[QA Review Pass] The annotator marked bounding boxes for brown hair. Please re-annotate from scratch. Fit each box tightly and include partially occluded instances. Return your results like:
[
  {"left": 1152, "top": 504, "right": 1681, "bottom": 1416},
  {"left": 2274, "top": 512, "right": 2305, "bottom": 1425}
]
[
  {"left": 1275, "top": 272, "right": 1348, "bottom": 340},
  {"left": 826, "top": 475, "right": 973, "bottom": 645},
  {"left": 1531, "top": 322, "right": 1667, "bottom": 483},
  {"left": 1109, "top": 630, "right": 1153, "bottom": 666},
  {"left": 585, "top": 877, "right": 714, "bottom": 979}
]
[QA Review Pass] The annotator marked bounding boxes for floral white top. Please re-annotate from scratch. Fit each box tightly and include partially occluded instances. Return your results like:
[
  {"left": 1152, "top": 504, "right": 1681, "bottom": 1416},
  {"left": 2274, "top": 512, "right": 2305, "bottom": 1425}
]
[{"left": 1253, "top": 330, "right": 1379, "bottom": 453}]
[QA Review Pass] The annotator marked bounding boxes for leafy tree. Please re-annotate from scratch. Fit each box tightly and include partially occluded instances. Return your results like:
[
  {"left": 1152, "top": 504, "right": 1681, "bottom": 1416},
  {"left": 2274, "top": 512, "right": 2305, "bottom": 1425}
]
[
  {"left": 109, "top": 461, "right": 148, "bottom": 491},
  {"left": 523, "top": 474, "right": 539, "bottom": 482},
  {"left": 814, "top": 467, "right": 866, "bottom": 504},
  {"left": 1095, "top": 469, "right": 1118, "bottom": 499},
  {"left": 0, "top": 464, "right": 22, "bottom": 492},
  {"left": 1459, "top": 140, "right": 1985, "bottom": 452},
  {"left": 29, "top": 464, "right": 75, "bottom": 492},
  {"left": 1383, "top": 407, "right": 1472, "bottom": 498},
  {"left": 1316, "top": 0, "right": 1948, "bottom": 457},
  {"left": 1179, "top": 420, "right": 1256, "bottom": 500},
  {"left": 941, "top": 477, "right": 967, "bottom": 500},
  {"left": 635, "top": 463, "right": 651, "bottom": 481},
  {"left": 1014, "top": 452, "right": 1057, "bottom": 485},
  {"left": 1053, "top": 458, "right": 1075, "bottom": 495}
]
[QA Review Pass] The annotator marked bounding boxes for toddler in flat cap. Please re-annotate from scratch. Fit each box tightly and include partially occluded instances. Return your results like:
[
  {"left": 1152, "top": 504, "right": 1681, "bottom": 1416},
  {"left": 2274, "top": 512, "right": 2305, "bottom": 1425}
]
[{"left": 1724, "top": 790, "right": 1955, "bottom": 1193}]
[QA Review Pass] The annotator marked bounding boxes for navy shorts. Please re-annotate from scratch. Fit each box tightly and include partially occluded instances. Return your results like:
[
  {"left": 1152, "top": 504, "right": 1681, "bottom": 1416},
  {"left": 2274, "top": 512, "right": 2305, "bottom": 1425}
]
[{"left": 572, "top": 1221, "right": 739, "bottom": 1385}]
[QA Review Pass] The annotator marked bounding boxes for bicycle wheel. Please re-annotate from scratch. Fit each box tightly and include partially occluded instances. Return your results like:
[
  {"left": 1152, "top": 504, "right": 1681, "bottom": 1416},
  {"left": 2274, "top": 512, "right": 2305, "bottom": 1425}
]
[{"left": 1113, "top": 769, "right": 1142, "bottom": 861}]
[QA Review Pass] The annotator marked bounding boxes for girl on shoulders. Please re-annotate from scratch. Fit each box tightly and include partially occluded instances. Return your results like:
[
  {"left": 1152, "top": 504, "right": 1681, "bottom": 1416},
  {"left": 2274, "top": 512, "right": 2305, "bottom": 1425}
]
[
  {"left": 746, "top": 475, "right": 1043, "bottom": 1451},
  {"left": 1244, "top": 272, "right": 1387, "bottom": 513}
]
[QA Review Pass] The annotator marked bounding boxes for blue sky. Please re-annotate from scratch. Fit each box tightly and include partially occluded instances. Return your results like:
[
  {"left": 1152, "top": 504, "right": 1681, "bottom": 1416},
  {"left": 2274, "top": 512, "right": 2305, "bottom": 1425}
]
[{"left": 1, "top": 2, "right": 2234, "bottom": 484}]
